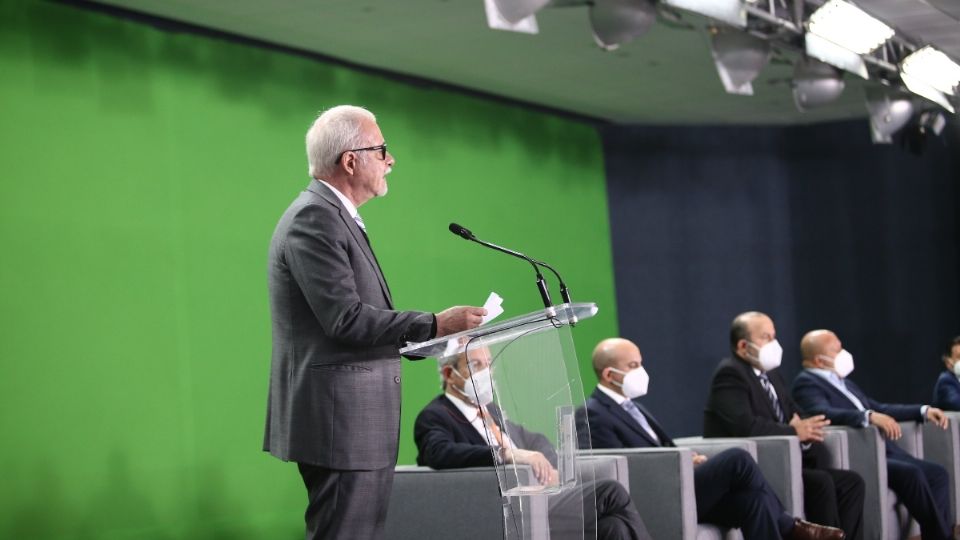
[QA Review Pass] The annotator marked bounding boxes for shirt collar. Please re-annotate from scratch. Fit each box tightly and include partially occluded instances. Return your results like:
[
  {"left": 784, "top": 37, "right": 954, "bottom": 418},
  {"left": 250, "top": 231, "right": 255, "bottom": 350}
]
[
  {"left": 597, "top": 384, "right": 628, "bottom": 405},
  {"left": 444, "top": 391, "right": 481, "bottom": 420},
  {"left": 316, "top": 179, "right": 360, "bottom": 220},
  {"left": 807, "top": 367, "right": 843, "bottom": 384}
]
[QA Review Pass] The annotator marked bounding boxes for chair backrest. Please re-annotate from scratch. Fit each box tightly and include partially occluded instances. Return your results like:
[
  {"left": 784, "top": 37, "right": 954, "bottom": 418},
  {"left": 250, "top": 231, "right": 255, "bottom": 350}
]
[
  {"left": 924, "top": 414, "right": 960, "bottom": 527},
  {"left": 827, "top": 426, "right": 889, "bottom": 540},
  {"left": 823, "top": 429, "right": 850, "bottom": 469}
]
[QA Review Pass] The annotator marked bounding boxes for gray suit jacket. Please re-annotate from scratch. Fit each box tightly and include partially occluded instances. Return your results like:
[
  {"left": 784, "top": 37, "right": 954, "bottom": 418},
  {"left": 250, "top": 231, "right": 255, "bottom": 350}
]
[{"left": 264, "top": 180, "right": 435, "bottom": 470}]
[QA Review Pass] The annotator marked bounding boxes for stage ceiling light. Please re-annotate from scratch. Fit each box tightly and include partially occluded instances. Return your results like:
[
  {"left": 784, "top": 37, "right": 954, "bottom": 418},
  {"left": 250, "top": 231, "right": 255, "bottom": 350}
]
[
  {"left": 590, "top": 0, "right": 657, "bottom": 50},
  {"left": 864, "top": 88, "right": 914, "bottom": 143},
  {"left": 491, "top": 0, "right": 551, "bottom": 24},
  {"left": 662, "top": 0, "right": 745, "bottom": 28},
  {"left": 793, "top": 57, "right": 845, "bottom": 111},
  {"left": 900, "top": 46, "right": 960, "bottom": 112},
  {"left": 709, "top": 28, "right": 771, "bottom": 96},
  {"left": 807, "top": 0, "right": 894, "bottom": 55}
]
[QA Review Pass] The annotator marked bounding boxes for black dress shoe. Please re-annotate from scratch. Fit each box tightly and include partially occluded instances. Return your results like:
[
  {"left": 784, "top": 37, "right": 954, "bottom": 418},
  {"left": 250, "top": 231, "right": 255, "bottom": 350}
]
[{"left": 789, "top": 519, "right": 845, "bottom": 540}]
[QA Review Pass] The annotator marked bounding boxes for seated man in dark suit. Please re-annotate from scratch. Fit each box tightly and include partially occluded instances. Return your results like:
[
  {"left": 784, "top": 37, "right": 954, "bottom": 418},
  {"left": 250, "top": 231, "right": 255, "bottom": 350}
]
[
  {"left": 792, "top": 329, "right": 953, "bottom": 540},
  {"left": 932, "top": 336, "right": 960, "bottom": 410},
  {"left": 414, "top": 345, "right": 651, "bottom": 540},
  {"left": 703, "top": 311, "right": 865, "bottom": 540},
  {"left": 579, "top": 337, "right": 844, "bottom": 540}
]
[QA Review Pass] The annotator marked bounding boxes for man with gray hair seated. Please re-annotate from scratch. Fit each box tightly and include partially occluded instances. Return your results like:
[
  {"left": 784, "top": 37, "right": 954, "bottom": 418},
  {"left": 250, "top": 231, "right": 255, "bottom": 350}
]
[{"left": 414, "top": 345, "right": 651, "bottom": 539}]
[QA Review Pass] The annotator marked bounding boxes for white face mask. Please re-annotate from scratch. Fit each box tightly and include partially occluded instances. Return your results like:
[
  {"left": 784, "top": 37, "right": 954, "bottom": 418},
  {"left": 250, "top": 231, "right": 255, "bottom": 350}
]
[
  {"left": 609, "top": 366, "right": 650, "bottom": 399},
  {"left": 820, "top": 349, "right": 855, "bottom": 378},
  {"left": 747, "top": 339, "right": 783, "bottom": 372},
  {"left": 453, "top": 367, "right": 494, "bottom": 407},
  {"left": 950, "top": 360, "right": 960, "bottom": 378}
]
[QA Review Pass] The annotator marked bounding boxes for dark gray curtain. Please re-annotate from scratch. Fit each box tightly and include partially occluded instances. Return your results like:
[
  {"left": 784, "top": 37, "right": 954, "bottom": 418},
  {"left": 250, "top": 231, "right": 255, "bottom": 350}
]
[{"left": 602, "top": 119, "right": 960, "bottom": 437}]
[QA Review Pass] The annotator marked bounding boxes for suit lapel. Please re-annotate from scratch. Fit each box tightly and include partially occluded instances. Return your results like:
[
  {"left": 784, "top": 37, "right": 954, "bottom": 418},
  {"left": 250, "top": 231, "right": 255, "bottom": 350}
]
[
  {"left": 307, "top": 181, "right": 394, "bottom": 308},
  {"left": 439, "top": 396, "right": 489, "bottom": 446},
  {"left": 593, "top": 389, "right": 662, "bottom": 447},
  {"left": 803, "top": 371, "right": 860, "bottom": 407},
  {"left": 736, "top": 359, "right": 782, "bottom": 422},
  {"left": 635, "top": 401, "right": 674, "bottom": 447}
]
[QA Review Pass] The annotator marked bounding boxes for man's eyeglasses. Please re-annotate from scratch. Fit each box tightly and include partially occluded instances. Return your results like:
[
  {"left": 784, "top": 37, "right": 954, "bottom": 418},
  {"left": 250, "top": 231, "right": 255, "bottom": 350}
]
[{"left": 336, "top": 143, "right": 387, "bottom": 164}]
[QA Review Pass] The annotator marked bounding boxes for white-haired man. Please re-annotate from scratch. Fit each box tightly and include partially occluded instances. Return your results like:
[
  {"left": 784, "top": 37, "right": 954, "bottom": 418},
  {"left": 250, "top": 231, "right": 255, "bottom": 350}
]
[{"left": 264, "top": 105, "right": 486, "bottom": 539}]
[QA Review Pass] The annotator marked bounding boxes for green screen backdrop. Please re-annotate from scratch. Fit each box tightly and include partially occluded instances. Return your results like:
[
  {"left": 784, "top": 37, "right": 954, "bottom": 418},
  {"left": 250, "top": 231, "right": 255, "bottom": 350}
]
[{"left": 0, "top": 1, "right": 618, "bottom": 537}]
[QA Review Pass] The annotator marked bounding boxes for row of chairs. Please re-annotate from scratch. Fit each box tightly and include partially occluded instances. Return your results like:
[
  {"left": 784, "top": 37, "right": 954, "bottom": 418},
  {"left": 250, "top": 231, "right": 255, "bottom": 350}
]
[{"left": 384, "top": 414, "right": 960, "bottom": 539}]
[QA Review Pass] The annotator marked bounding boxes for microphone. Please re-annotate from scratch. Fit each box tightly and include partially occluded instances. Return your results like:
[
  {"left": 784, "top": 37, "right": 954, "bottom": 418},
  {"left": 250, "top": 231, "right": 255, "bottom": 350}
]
[{"left": 448, "top": 223, "right": 570, "bottom": 315}]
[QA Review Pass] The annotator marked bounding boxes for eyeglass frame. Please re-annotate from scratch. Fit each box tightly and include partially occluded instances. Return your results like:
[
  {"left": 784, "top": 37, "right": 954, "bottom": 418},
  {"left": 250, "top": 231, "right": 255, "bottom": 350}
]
[{"left": 336, "top": 143, "right": 388, "bottom": 164}]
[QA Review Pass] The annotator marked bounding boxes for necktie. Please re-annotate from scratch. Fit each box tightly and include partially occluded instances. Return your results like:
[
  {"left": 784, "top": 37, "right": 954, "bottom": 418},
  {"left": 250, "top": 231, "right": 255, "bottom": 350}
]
[
  {"left": 478, "top": 407, "right": 507, "bottom": 448},
  {"left": 758, "top": 373, "right": 785, "bottom": 422},
  {"left": 622, "top": 400, "right": 660, "bottom": 445},
  {"left": 353, "top": 214, "right": 366, "bottom": 232}
]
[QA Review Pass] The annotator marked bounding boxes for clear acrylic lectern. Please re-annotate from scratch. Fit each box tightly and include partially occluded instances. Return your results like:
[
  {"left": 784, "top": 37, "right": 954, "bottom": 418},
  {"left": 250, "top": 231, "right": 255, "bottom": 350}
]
[{"left": 401, "top": 302, "right": 600, "bottom": 540}]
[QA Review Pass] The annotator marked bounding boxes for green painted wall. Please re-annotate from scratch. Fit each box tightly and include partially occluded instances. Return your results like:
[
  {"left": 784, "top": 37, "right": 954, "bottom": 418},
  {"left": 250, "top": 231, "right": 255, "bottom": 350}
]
[{"left": 0, "top": 1, "right": 617, "bottom": 537}]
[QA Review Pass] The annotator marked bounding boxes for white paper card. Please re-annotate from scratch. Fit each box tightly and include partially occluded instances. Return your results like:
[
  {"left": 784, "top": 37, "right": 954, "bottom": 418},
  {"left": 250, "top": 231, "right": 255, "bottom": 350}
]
[{"left": 481, "top": 291, "right": 504, "bottom": 325}]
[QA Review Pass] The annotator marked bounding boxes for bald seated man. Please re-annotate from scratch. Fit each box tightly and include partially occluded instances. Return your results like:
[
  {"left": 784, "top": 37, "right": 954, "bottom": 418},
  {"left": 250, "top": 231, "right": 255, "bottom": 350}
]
[
  {"left": 703, "top": 311, "right": 865, "bottom": 540},
  {"left": 414, "top": 345, "right": 651, "bottom": 540},
  {"left": 792, "top": 329, "right": 952, "bottom": 540},
  {"left": 578, "top": 338, "right": 844, "bottom": 540}
]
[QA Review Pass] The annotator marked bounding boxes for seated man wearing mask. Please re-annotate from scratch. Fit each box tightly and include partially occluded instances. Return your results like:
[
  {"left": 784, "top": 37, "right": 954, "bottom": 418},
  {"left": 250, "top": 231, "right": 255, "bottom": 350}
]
[
  {"left": 932, "top": 336, "right": 960, "bottom": 410},
  {"left": 579, "top": 337, "right": 844, "bottom": 540},
  {"left": 414, "top": 345, "right": 651, "bottom": 540},
  {"left": 792, "top": 329, "right": 953, "bottom": 540},
  {"left": 703, "top": 311, "right": 865, "bottom": 540}
]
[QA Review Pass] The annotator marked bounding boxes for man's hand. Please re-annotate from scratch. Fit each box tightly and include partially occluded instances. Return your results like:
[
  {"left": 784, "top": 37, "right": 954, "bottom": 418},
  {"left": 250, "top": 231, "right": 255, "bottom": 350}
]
[
  {"left": 927, "top": 407, "right": 949, "bottom": 429},
  {"left": 692, "top": 452, "right": 708, "bottom": 466},
  {"left": 789, "top": 413, "right": 829, "bottom": 442},
  {"left": 503, "top": 448, "right": 556, "bottom": 486},
  {"left": 435, "top": 306, "right": 486, "bottom": 337},
  {"left": 870, "top": 412, "right": 902, "bottom": 440}
]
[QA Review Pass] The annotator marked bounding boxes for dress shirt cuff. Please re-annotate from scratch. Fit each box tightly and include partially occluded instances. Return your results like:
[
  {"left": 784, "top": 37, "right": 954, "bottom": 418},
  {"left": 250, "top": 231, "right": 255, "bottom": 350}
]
[
  {"left": 863, "top": 410, "right": 872, "bottom": 427},
  {"left": 921, "top": 405, "right": 929, "bottom": 421},
  {"left": 801, "top": 442, "right": 812, "bottom": 451}
]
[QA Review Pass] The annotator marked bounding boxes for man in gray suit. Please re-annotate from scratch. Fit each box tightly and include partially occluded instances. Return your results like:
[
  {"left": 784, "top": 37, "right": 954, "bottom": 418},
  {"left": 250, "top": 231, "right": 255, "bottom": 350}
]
[{"left": 264, "top": 105, "right": 485, "bottom": 540}]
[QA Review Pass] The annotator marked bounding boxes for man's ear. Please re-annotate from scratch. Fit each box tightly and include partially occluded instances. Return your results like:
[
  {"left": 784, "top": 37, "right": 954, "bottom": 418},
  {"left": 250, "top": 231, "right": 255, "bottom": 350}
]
[{"left": 340, "top": 152, "right": 357, "bottom": 175}]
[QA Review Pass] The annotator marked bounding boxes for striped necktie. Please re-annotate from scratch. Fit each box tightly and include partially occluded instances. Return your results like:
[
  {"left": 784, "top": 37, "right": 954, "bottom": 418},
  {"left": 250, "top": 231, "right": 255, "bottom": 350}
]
[{"left": 758, "top": 373, "right": 785, "bottom": 422}]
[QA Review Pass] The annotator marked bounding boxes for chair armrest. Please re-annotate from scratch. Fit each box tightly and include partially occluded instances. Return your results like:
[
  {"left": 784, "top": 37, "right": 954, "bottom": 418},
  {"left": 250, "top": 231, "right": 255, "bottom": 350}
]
[
  {"left": 577, "top": 454, "right": 630, "bottom": 493},
  {"left": 894, "top": 421, "right": 923, "bottom": 458},
  {"left": 826, "top": 426, "right": 889, "bottom": 540},
  {"left": 583, "top": 448, "right": 697, "bottom": 540},
  {"left": 922, "top": 419, "right": 960, "bottom": 526},
  {"left": 823, "top": 429, "right": 850, "bottom": 469},
  {"left": 747, "top": 436, "right": 804, "bottom": 518},
  {"left": 673, "top": 436, "right": 758, "bottom": 460}
]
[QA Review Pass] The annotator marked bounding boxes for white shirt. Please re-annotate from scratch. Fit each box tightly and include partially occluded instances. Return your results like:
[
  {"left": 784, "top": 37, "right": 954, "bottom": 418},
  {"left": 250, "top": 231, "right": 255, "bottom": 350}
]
[
  {"left": 316, "top": 179, "right": 362, "bottom": 225},
  {"left": 443, "top": 392, "right": 515, "bottom": 449},
  {"left": 597, "top": 383, "right": 628, "bottom": 405}
]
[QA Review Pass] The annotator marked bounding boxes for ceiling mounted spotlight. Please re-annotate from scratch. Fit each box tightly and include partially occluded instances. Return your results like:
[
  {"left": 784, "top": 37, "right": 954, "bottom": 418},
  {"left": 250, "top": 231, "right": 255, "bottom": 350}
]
[
  {"left": 807, "top": 0, "right": 894, "bottom": 55},
  {"left": 590, "top": 0, "right": 657, "bottom": 50},
  {"left": 793, "top": 57, "right": 845, "bottom": 111},
  {"left": 708, "top": 27, "right": 771, "bottom": 96},
  {"left": 661, "top": 0, "right": 745, "bottom": 28},
  {"left": 491, "top": 0, "right": 551, "bottom": 24},
  {"left": 900, "top": 46, "right": 960, "bottom": 113},
  {"left": 864, "top": 88, "right": 914, "bottom": 144}
]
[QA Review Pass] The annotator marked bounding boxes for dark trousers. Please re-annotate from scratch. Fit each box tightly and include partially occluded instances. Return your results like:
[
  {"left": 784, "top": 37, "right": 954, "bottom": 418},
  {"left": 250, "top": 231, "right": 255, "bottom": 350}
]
[
  {"left": 548, "top": 479, "right": 651, "bottom": 540},
  {"left": 801, "top": 467, "right": 865, "bottom": 540},
  {"left": 887, "top": 452, "right": 952, "bottom": 540},
  {"left": 298, "top": 463, "right": 394, "bottom": 540},
  {"left": 694, "top": 448, "right": 796, "bottom": 539}
]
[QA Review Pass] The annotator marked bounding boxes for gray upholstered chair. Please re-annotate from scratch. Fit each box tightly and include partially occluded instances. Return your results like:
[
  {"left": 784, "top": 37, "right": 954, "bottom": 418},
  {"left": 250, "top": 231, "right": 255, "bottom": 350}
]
[
  {"left": 921, "top": 412, "right": 960, "bottom": 530},
  {"left": 385, "top": 454, "right": 629, "bottom": 540},
  {"left": 677, "top": 435, "right": 804, "bottom": 518},
  {"left": 585, "top": 438, "right": 759, "bottom": 540},
  {"left": 825, "top": 423, "right": 924, "bottom": 540}
]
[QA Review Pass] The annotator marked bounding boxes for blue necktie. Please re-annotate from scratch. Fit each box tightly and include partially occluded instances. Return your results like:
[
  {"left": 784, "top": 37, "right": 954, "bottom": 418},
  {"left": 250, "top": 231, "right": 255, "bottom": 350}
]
[
  {"left": 622, "top": 400, "right": 660, "bottom": 445},
  {"left": 758, "top": 373, "right": 785, "bottom": 422}
]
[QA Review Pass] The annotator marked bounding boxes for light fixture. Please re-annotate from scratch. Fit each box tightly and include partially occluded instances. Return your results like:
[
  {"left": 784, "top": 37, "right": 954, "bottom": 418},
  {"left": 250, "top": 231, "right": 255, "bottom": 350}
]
[
  {"left": 804, "top": 33, "right": 868, "bottom": 79},
  {"left": 793, "top": 57, "right": 845, "bottom": 111},
  {"left": 864, "top": 88, "right": 913, "bottom": 143},
  {"left": 708, "top": 28, "right": 771, "bottom": 96},
  {"left": 899, "top": 46, "right": 960, "bottom": 112},
  {"left": 917, "top": 110, "right": 947, "bottom": 136},
  {"left": 807, "top": 0, "right": 894, "bottom": 55},
  {"left": 491, "top": 0, "right": 551, "bottom": 24},
  {"left": 661, "top": 0, "right": 745, "bottom": 28},
  {"left": 484, "top": 0, "right": 540, "bottom": 33},
  {"left": 590, "top": 0, "right": 657, "bottom": 50}
]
